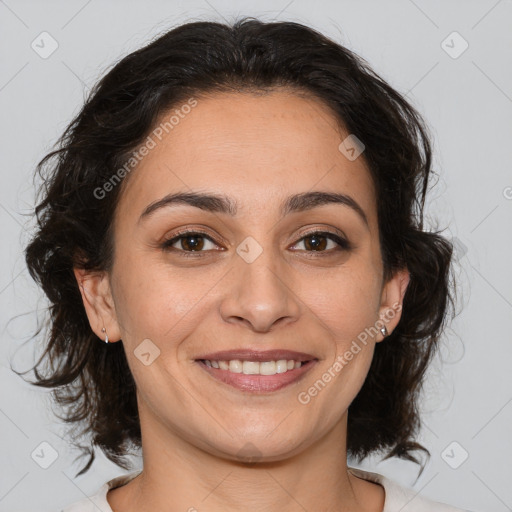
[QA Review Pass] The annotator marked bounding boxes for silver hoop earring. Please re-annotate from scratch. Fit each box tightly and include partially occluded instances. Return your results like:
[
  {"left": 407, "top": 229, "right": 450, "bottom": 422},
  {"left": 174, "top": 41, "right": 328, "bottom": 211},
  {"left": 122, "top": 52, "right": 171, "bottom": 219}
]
[
  {"left": 380, "top": 325, "right": 388, "bottom": 338},
  {"left": 101, "top": 327, "right": 109, "bottom": 344}
]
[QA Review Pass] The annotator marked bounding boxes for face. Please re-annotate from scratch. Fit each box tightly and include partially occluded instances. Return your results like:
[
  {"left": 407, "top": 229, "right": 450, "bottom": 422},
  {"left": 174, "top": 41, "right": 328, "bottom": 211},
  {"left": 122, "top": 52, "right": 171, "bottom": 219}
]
[{"left": 76, "top": 88, "right": 409, "bottom": 462}]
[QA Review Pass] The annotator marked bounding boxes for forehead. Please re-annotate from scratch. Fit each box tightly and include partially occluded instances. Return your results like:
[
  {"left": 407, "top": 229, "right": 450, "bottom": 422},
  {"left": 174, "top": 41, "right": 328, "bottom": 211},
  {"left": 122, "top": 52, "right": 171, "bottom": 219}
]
[{"left": 116, "top": 89, "right": 377, "bottom": 226}]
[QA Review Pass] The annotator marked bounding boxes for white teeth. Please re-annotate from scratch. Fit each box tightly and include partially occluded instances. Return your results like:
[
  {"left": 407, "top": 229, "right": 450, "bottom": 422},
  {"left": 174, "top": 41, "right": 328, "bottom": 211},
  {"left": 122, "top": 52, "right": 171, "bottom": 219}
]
[
  {"left": 229, "top": 360, "right": 243, "bottom": 373},
  {"left": 243, "top": 361, "right": 260, "bottom": 374},
  {"left": 259, "top": 361, "right": 276, "bottom": 375},
  {"left": 202, "top": 358, "right": 308, "bottom": 375},
  {"left": 276, "top": 360, "right": 288, "bottom": 373}
]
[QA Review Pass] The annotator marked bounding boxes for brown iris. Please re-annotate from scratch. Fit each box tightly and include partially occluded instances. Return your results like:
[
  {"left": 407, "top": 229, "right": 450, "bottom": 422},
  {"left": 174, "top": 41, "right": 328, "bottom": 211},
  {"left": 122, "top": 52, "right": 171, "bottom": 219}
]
[
  {"left": 303, "top": 234, "right": 328, "bottom": 251},
  {"left": 180, "top": 234, "right": 206, "bottom": 251}
]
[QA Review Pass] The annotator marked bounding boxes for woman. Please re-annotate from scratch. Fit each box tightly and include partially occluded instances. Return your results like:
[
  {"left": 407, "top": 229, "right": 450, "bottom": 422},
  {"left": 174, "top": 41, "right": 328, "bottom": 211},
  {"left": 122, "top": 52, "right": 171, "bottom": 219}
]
[{"left": 22, "top": 17, "right": 469, "bottom": 512}]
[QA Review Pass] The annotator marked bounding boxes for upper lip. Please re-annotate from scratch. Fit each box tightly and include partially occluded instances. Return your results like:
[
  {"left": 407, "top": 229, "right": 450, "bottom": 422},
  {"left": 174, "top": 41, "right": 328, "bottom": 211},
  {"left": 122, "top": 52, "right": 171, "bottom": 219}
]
[{"left": 195, "top": 349, "right": 317, "bottom": 362}]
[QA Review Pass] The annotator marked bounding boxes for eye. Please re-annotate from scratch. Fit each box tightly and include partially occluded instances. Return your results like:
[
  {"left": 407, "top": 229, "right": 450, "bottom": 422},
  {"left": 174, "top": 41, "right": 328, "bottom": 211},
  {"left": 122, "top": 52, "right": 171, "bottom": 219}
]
[
  {"left": 290, "top": 231, "right": 351, "bottom": 253},
  {"left": 161, "top": 229, "right": 352, "bottom": 257},
  {"left": 162, "top": 231, "right": 220, "bottom": 253}
]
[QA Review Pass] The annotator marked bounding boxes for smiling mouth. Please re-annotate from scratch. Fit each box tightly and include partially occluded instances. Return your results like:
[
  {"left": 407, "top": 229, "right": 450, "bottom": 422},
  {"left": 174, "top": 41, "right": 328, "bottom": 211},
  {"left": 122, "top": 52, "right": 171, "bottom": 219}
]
[
  {"left": 195, "top": 358, "right": 318, "bottom": 393},
  {"left": 197, "top": 358, "right": 311, "bottom": 375}
]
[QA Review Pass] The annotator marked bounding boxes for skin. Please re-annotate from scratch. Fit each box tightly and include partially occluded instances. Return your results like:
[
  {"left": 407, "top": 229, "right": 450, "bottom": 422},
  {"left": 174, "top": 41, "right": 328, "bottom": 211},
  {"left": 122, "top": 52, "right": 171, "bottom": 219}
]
[{"left": 75, "top": 88, "right": 409, "bottom": 512}]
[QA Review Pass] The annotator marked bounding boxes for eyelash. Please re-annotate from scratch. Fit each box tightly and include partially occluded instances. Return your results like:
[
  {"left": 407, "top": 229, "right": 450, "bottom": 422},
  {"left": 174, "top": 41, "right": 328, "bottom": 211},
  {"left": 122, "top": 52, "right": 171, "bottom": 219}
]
[{"left": 161, "top": 229, "right": 352, "bottom": 258}]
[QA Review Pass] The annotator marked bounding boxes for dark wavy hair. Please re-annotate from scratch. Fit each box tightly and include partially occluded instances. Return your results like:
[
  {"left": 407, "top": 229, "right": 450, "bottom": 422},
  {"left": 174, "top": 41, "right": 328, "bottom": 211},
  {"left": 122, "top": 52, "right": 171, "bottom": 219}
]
[{"left": 17, "top": 17, "right": 456, "bottom": 478}]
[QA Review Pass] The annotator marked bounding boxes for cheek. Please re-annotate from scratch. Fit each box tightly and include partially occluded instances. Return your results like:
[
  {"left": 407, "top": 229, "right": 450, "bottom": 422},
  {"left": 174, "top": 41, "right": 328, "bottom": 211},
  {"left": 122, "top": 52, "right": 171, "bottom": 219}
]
[
  {"left": 302, "top": 264, "right": 382, "bottom": 342},
  {"left": 111, "top": 253, "right": 221, "bottom": 348},
  {"left": 299, "top": 264, "right": 381, "bottom": 397}
]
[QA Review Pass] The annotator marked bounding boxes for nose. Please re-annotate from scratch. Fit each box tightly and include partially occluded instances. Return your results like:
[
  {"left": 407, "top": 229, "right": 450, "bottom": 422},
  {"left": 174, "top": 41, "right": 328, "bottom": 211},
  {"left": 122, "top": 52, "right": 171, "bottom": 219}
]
[{"left": 219, "top": 245, "right": 301, "bottom": 333}]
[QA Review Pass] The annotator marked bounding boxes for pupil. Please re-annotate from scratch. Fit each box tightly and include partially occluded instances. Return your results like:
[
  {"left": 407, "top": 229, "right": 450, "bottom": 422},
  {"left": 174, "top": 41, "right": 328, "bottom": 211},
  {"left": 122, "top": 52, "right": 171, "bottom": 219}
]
[
  {"left": 183, "top": 235, "right": 204, "bottom": 251},
  {"left": 306, "top": 235, "right": 326, "bottom": 251}
]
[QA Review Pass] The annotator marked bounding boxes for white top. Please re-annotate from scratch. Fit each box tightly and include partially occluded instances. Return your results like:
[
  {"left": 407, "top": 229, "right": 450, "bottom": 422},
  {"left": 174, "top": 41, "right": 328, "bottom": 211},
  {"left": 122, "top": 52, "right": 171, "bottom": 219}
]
[{"left": 61, "top": 467, "right": 471, "bottom": 512}]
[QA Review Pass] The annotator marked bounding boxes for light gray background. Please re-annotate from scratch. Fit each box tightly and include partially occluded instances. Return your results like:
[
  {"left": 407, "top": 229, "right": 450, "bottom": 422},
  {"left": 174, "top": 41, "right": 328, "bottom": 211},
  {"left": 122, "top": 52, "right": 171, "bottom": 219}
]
[{"left": 1, "top": 1, "right": 511, "bottom": 511}]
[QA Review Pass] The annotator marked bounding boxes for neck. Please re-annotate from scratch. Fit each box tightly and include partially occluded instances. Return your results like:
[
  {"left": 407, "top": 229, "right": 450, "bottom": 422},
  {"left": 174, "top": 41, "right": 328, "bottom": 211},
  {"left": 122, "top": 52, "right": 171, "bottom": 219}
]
[{"left": 107, "top": 407, "right": 383, "bottom": 512}]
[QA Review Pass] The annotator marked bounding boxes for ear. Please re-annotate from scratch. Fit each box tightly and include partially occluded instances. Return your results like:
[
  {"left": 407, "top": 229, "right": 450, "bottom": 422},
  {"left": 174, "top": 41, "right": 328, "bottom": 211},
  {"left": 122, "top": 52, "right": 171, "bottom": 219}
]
[
  {"left": 376, "top": 268, "right": 410, "bottom": 342},
  {"left": 73, "top": 267, "right": 122, "bottom": 343}
]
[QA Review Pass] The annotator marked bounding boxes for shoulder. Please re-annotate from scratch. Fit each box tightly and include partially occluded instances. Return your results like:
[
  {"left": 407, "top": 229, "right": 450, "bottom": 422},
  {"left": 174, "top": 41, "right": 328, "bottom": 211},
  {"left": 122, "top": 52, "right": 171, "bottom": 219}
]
[
  {"left": 348, "top": 467, "right": 474, "bottom": 512},
  {"left": 60, "top": 467, "right": 475, "bottom": 512},
  {"left": 60, "top": 470, "right": 142, "bottom": 512},
  {"left": 59, "top": 486, "right": 110, "bottom": 512}
]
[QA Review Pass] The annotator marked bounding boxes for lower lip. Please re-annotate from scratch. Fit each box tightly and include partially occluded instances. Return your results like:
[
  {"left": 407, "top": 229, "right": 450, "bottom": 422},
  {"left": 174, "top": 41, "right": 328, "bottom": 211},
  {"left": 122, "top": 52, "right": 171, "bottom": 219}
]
[{"left": 196, "top": 360, "right": 317, "bottom": 392}]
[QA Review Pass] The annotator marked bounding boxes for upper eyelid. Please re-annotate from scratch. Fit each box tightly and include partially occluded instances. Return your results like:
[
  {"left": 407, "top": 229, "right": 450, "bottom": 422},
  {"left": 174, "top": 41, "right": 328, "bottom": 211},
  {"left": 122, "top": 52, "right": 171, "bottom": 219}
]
[{"left": 295, "top": 226, "right": 347, "bottom": 240}]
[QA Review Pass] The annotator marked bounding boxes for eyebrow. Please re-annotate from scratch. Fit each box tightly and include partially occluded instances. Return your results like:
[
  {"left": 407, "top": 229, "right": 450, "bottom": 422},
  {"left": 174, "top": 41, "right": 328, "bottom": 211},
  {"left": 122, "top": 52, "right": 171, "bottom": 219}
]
[{"left": 139, "top": 190, "right": 369, "bottom": 228}]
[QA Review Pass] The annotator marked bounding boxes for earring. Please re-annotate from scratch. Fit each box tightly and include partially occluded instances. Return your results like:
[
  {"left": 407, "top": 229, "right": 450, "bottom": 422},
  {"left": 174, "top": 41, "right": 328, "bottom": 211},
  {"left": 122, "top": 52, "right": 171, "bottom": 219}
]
[
  {"left": 380, "top": 325, "right": 388, "bottom": 338},
  {"left": 101, "top": 327, "right": 109, "bottom": 344}
]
